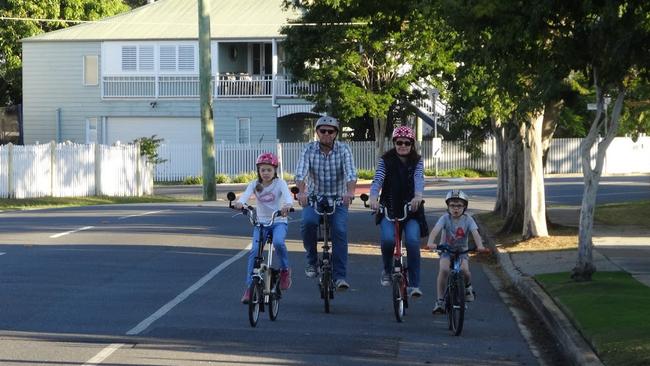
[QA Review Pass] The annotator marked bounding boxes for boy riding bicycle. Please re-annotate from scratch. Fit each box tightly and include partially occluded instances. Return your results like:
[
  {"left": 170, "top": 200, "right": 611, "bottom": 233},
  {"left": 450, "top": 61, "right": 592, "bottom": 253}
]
[
  {"left": 235, "top": 153, "right": 294, "bottom": 304},
  {"left": 426, "top": 190, "right": 487, "bottom": 314}
]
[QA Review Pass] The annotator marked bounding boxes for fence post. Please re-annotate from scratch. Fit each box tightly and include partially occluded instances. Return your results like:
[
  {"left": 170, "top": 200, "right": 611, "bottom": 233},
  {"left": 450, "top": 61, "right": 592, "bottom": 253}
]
[
  {"left": 50, "top": 141, "right": 56, "bottom": 196},
  {"left": 276, "top": 140, "right": 284, "bottom": 179},
  {"left": 7, "top": 143, "right": 14, "bottom": 198},
  {"left": 95, "top": 143, "right": 102, "bottom": 196},
  {"left": 135, "top": 142, "right": 142, "bottom": 196}
]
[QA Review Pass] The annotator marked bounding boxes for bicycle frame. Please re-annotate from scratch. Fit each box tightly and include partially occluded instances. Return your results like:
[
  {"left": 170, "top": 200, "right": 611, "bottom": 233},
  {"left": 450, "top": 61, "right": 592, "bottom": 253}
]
[
  {"left": 380, "top": 203, "right": 411, "bottom": 322},
  {"left": 438, "top": 244, "right": 469, "bottom": 336},
  {"left": 310, "top": 196, "right": 341, "bottom": 313}
]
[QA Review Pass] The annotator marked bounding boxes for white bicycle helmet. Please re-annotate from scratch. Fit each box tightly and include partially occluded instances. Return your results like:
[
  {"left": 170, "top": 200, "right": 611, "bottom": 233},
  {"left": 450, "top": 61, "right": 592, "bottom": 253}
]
[
  {"left": 445, "top": 189, "right": 469, "bottom": 209},
  {"left": 315, "top": 116, "right": 340, "bottom": 132}
]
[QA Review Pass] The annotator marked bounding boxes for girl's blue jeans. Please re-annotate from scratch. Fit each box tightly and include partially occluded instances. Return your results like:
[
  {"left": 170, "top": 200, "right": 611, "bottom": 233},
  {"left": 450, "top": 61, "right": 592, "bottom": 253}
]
[
  {"left": 301, "top": 204, "right": 349, "bottom": 281},
  {"left": 246, "top": 222, "right": 288, "bottom": 286},
  {"left": 379, "top": 217, "right": 421, "bottom": 287}
]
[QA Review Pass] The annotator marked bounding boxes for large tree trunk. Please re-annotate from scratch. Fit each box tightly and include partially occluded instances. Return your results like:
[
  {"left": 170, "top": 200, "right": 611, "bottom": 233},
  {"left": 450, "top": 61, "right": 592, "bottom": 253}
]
[
  {"left": 542, "top": 100, "right": 562, "bottom": 227},
  {"left": 492, "top": 116, "right": 508, "bottom": 217},
  {"left": 373, "top": 117, "right": 388, "bottom": 161},
  {"left": 499, "top": 122, "right": 525, "bottom": 234},
  {"left": 572, "top": 80, "right": 626, "bottom": 281},
  {"left": 522, "top": 110, "right": 549, "bottom": 238}
]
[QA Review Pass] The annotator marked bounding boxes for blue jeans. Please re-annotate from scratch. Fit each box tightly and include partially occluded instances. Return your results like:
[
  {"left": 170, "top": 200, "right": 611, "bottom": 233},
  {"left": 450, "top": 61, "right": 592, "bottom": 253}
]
[
  {"left": 301, "top": 204, "right": 349, "bottom": 281},
  {"left": 379, "top": 217, "right": 421, "bottom": 287},
  {"left": 246, "top": 223, "right": 288, "bottom": 286}
]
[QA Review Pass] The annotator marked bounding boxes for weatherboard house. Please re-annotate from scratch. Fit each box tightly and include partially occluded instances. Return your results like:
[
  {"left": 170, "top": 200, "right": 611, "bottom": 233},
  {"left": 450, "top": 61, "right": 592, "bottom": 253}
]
[{"left": 21, "top": 0, "right": 324, "bottom": 146}]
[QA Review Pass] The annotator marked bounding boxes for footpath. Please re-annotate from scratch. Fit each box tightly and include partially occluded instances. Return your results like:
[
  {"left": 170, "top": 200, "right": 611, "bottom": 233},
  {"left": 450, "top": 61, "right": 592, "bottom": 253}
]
[{"left": 491, "top": 206, "right": 650, "bottom": 366}]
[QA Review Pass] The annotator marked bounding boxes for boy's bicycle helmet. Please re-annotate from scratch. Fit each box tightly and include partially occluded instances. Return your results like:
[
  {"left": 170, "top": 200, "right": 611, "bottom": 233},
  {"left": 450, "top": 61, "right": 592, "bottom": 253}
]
[
  {"left": 315, "top": 116, "right": 340, "bottom": 131},
  {"left": 256, "top": 152, "right": 279, "bottom": 167},
  {"left": 392, "top": 126, "right": 415, "bottom": 141},
  {"left": 445, "top": 189, "right": 469, "bottom": 207}
]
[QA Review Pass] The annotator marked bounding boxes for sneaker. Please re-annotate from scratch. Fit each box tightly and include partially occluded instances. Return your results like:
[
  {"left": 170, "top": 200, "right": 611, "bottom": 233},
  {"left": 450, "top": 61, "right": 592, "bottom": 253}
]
[
  {"left": 380, "top": 271, "right": 392, "bottom": 287},
  {"left": 432, "top": 299, "right": 445, "bottom": 314},
  {"left": 335, "top": 279, "right": 350, "bottom": 291},
  {"left": 408, "top": 287, "right": 423, "bottom": 298},
  {"left": 465, "top": 285, "right": 475, "bottom": 302},
  {"left": 241, "top": 288, "right": 251, "bottom": 304},
  {"left": 305, "top": 264, "right": 318, "bottom": 278},
  {"left": 280, "top": 268, "right": 292, "bottom": 290}
]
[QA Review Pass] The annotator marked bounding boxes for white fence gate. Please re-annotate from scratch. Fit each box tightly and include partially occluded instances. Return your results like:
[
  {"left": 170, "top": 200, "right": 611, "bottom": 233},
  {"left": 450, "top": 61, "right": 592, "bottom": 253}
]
[
  {"left": 0, "top": 142, "right": 152, "bottom": 199},
  {"left": 152, "top": 137, "right": 650, "bottom": 182}
]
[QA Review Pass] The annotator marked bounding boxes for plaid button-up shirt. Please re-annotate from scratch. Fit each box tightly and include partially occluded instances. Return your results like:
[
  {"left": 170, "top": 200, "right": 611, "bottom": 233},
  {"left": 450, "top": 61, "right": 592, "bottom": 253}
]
[{"left": 294, "top": 141, "right": 357, "bottom": 197}]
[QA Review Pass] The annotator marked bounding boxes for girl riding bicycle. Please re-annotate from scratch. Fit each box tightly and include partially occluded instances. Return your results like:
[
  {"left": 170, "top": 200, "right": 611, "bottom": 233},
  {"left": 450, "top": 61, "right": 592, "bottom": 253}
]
[
  {"left": 235, "top": 152, "right": 294, "bottom": 304},
  {"left": 426, "top": 190, "right": 487, "bottom": 313},
  {"left": 368, "top": 126, "right": 428, "bottom": 298}
]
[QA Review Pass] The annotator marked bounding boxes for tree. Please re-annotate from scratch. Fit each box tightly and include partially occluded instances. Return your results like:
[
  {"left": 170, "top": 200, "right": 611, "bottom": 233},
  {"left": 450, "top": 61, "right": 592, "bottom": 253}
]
[
  {"left": 281, "top": 0, "right": 456, "bottom": 157},
  {"left": 551, "top": 1, "right": 650, "bottom": 280},
  {"left": 0, "top": 0, "right": 132, "bottom": 106}
]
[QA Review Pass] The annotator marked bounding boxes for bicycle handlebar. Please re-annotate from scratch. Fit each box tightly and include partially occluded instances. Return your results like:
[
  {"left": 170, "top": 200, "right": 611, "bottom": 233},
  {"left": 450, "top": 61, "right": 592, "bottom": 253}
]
[
  {"left": 308, "top": 195, "right": 342, "bottom": 216},
  {"left": 378, "top": 203, "right": 411, "bottom": 222},
  {"left": 434, "top": 244, "right": 490, "bottom": 255}
]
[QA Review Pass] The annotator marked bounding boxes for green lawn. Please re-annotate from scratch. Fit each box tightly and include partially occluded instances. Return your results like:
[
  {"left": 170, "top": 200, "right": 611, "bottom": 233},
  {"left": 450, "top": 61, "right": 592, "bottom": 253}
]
[
  {"left": 595, "top": 200, "right": 650, "bottom": 227},
  {"left": 536, "top": 271, "right": 650, "bottom": 366},
  {"left": 0, "top": 195, "right": 197, "bottom": 211}
]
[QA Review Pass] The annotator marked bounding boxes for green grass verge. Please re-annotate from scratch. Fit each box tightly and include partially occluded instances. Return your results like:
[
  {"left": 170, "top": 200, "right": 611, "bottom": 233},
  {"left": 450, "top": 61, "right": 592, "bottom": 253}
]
[
  {"left": 0, "top": 195, "right": 197, "bottom": 211},
  {"left": 536, "top": 271, "right": 650, "bottom": 366},
  {"left": 595, "top": 200, "right": 650, "bottom": 227}
]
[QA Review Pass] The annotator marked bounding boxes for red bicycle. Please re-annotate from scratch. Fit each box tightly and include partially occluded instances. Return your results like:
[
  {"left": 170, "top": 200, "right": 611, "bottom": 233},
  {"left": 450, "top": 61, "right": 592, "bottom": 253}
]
[{"left": 361, "top": 194, "right": 420, "bottom": 322}]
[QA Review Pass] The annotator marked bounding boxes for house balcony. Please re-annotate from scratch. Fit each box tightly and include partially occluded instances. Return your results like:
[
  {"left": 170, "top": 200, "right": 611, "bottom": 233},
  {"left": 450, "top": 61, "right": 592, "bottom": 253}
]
[{"left": 101, "top": 74, "right": 319, "bottom": 99}]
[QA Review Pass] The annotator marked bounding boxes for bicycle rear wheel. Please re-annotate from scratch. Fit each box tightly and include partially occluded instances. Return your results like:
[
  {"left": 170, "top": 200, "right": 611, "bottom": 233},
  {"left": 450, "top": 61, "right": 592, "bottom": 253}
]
[
  {"left": 392, "top": 276, "right": 405, "bottom": 322},
  {"left": 248, "top": 279, "right": 262, "bottom": 327},
  {"left": 447, "top": 273, "right": 465, "bottom": 336},
  {"left": 269, "top": 271, "right": 280, "bottom": 321}
]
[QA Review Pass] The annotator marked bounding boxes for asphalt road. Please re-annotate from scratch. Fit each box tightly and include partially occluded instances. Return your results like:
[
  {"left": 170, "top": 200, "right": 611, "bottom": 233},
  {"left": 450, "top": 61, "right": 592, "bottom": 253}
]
[{"left": 0, "top": 176, "right": 646, "bottom": 365}]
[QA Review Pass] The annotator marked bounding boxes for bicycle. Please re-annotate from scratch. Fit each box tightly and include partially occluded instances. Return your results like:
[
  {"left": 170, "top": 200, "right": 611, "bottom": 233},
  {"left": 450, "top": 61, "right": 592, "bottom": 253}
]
[
  {"left": 435, "top": 244, "right": 487, "bottom": 336},
  {"left": 360, "top": 194, "right": 422, "bottom": 322},
  {"left": 227, "top": 191, "right": 293, "bottom": 327},
  {"left": 309, "top": 195, "right": 342, "bottom": 314}
]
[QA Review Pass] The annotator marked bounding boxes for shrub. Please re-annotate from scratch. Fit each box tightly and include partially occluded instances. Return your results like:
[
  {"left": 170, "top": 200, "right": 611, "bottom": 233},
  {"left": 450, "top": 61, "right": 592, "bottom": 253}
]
[
  {"left": 232, "top": 171, "right": 257, "bottom": 183},
  {"left": 357, "top": 169, "right": 375, "bottom": 180},
  {"left": 183, "top": 176, "right": 202, "bottom": 185},
  {"left": 133, "top": 135, "right": 167, "bottom": 165},
  {"left": 215, "top": 174, "right": 230, "bottom": 184},
  {"left": 424, "top": 168, "right": 496, "bottom": 178}
]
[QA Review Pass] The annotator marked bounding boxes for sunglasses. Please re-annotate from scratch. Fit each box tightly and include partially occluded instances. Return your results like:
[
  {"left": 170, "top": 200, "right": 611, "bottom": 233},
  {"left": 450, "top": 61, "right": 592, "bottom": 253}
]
[
  {"left": 448, "top": 204, "right": 465, "bottom": 208},
  {"left": 318, "top": 129, "right": 336, "bottom": 135},
  {"left": 395, "top": 140, "right": 412, "bottom": 147}
]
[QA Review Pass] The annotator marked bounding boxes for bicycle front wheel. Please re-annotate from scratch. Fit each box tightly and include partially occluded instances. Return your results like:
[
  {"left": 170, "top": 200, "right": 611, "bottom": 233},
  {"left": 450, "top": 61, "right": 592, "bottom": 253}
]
[
  {"left": 392, "top": 276, "right": 405, "bottom": 322},
  {"left": 248, "top": 279, "right": 262, "bottom": 327},
  {"left": 321, "top": 270, "right": 331, "bottom": 313},
  {"left": 447, "top": 273, "right": 465, "bottom": 336},
  {"left": 269, "top": 272, "right": 280, "bottom": 321}
]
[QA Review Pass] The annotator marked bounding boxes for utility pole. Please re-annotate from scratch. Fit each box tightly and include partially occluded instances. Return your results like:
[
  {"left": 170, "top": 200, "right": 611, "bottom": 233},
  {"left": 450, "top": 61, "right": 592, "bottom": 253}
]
[{"left": 198, "top": 0, "right": 216, "bottom": 200}]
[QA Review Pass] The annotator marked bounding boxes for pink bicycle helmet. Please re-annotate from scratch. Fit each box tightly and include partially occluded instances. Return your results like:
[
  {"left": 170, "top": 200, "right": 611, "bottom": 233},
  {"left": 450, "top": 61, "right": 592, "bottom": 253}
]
[
  {"left": 392, "top": 126, "right": 415, "bottom": 141},
  {"left": 256, "top": 152, "right": 279, "bottom": 167}
]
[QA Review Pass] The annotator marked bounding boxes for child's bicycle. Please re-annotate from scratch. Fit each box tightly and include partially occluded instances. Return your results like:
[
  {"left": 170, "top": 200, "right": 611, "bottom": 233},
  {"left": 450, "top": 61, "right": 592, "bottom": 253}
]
[
  {"left": 360, "top": 194, "right": 423, "bottom": 322},
  {"left": 436, "top": 244, "right": 488, "bottom": 336},
  {"left": 227, "top": 191, "right": 293, "bottom": 327},
  {"left": 309, "top": 195, "right": 343, "bottom": 314}
]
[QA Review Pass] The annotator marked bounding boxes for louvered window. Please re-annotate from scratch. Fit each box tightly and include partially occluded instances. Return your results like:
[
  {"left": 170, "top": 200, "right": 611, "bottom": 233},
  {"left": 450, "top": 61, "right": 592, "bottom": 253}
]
[
  {"left": 139, "top": 46, "right": 154, "bottom": 71},
  {"left": 178, "top": 45, "right": 195, "bottom": 71},
  {"left": 121, "top": 46, "right": 137, "bottom": 71},
  {"left": 160, "top": 46, "right": 177, "bottom": 71}
]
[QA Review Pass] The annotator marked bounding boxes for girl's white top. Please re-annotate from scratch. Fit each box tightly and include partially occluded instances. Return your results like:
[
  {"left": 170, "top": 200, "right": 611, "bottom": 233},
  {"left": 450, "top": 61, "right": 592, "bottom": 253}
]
[{"left": 237, "top": 178, "right": 293, "bottom": 224}]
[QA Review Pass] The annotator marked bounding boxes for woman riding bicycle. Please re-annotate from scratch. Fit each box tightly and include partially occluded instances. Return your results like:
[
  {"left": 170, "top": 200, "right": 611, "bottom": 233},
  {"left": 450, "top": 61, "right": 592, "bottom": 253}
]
[
  {"left": 368, "top": 126, "right": 427, "bottom": 298},
  {"left": 426, "top": 190, "right": 487, "bottom": 313},
  {"left": 235, "top": 152, "right": 294, "bottom": 303}
]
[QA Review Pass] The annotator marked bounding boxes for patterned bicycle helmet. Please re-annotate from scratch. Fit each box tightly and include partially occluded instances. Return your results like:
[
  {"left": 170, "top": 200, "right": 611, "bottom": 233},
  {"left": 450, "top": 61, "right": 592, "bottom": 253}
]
[
  {"left": 445, "top": 189, "right": 469, "bottom": 207},
  {"left": 256, "top": 152, "right": 279, "bottom": 167},
  {"left": 315, "top": 116, "right": 340, "bottom": 131},
  {"left": 392, "top": 126, "right": 415, "bottom": 141}
]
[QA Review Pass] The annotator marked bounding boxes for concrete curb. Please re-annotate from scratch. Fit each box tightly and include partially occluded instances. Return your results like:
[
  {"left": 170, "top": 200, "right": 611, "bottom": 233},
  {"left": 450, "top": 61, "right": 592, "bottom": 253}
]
[{"left": 495, "top": 249, "right": 604, "bottom": 366}]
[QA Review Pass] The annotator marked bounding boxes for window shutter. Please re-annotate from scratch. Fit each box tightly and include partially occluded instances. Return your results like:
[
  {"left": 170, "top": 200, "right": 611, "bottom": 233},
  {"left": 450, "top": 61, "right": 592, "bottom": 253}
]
[
  {"left": 178, "top": 45, "right": 195, "bottom": 71},
  {"left": 160, "top": 45, "right": 177, "bottom": 71},
  {"left": 139, "top": 46, "right": 154, "bottom": 71},
  {"left": 122, "top": 46, "right": 137, "bottom": 71}
]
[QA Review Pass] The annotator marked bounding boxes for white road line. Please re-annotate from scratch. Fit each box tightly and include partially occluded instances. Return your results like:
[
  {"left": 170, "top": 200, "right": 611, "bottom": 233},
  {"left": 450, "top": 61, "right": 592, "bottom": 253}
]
[
  {"left": 49, "top": 226, "right": 94, "bottom": 239},
  {"left": 118, "top": 210, "right": 165, "bottom": 220},
  {"left": 82, "top": 243, "right": 251, "bottom": 365},
  {"left": 0, "top": 252, "right": 5, "bottom": 256}
]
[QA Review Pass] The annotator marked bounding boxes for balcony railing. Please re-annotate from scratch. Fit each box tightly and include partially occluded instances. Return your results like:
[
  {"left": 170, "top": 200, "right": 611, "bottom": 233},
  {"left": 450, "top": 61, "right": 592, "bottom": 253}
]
[{"left": 102, "top": 74, "right": 319, "bottom": 99}]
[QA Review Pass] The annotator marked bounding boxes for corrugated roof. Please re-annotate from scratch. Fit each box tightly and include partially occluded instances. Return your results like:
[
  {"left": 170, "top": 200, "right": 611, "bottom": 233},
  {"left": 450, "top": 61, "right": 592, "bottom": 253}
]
[{"left": 23, "top": 0, "right": 301, "bottom": 42}]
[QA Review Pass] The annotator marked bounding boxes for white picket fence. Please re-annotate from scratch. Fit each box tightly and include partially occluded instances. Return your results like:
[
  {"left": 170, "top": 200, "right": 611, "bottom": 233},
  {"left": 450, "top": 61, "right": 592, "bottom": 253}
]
[
  {"left": 153, "top": 136, "right": 650, "bottom": 181},
  {"left": 0, "top": 142, "right": 153, "bottom": 199}
]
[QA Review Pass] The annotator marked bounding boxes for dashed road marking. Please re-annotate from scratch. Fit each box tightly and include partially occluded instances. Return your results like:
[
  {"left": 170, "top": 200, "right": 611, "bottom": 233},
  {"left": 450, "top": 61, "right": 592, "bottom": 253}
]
[
  {"left": 118, "top": 210, "right": 165, "bottom": 220},
  {"left": 49, "top": 226, "right": 94, "bottom": 239}
]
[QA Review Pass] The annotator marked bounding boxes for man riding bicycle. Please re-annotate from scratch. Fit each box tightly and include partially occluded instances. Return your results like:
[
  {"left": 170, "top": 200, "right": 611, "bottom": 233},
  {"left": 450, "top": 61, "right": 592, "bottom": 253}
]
[{"left": 294, "top": 116, "right": 357, "bottom": 291}]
